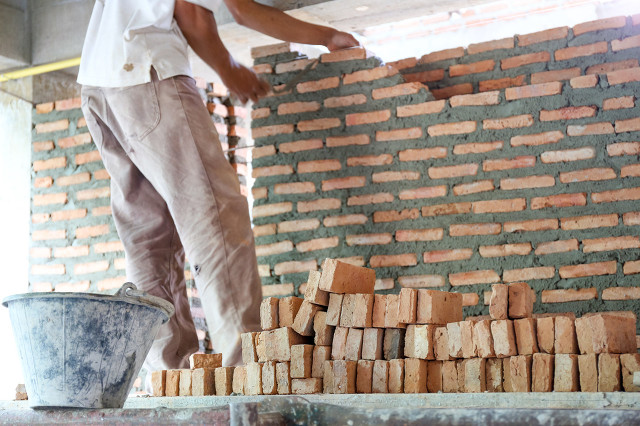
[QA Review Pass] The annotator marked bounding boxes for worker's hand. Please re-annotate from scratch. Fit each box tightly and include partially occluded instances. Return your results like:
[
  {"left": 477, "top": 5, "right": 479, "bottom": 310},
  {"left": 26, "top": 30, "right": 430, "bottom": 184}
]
[
  {"left": 326, "top": 30, "right": 361, "bottom": 51},
  {"left": 219, "top": 59, "right": 271, "bottom": 104}
]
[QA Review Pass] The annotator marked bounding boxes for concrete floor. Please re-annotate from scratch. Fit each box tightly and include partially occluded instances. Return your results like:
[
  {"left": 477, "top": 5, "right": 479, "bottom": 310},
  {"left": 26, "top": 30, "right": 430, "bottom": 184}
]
[{"left": 1, "top": 393, "right": 639, "bottom": 425}]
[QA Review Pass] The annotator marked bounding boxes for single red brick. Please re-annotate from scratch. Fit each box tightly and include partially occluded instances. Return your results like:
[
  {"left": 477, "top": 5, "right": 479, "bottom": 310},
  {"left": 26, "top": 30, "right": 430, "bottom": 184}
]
[
  {"left": 556, "top": 42, "right": 608, "bottom": 61},
  {"left": 450, "top": 60, "right": 495, "bottom": 77},
  {"left": 531, "top": 192, "right": 587, "bottom": 209},
  {"left": 296, "top": 77, "right": 340, "bottom": 93},
  {"left": 505, "top": 81, "right": 562, "bottom": 100},
  {"left": 607, "top": 67, "right": 640, "bottom": 85},
  {"left": 578, "top": 353, "right": 598, "bottom": 392},
  {"left": 483, "top": 115, "right": 534, "bottom": 130},
  {"left": 511, "top": 131, "right": 563, "bottom": 147},
  {"left": 449, "top": 270, "right": 500, "bottom": 286},
  {"left": 501, "top": 51, "right": 550, "bottom": 70},
  {"left": 343, "top": 66, "right": 398, "bottom": 84},
  {"left": 510, "top": 355, "right": 532, "bottom": 392},
  {"left": 518, "top": 27, "right": 568, "bottom": 46},
  {"left": 396, "top": 100, "right": 446, "bottom": 117},
  {"left": 573, "top": 16, "right": 626, "bottom": 36},
  {"left": 598, "top": 353, "right": 621, "bottom": 392},
  {"left": 531, "top": 68, "right": 581, "bottom": 84},
  {"left": 479, "top": 75, "right": 526, "bottom": 92},
  {"left": 431, "top": 83, "right": 474, "bottom": 100},
  {"left": 532, "top": 353, "right": 554, "bottom": 392}
]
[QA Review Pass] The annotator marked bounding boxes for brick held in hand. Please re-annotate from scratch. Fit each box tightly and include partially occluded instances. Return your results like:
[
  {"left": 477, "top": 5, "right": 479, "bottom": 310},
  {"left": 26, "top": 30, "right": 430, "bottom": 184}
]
[
  {"left": 405, "top": 324, "right": 436, "bottom": 360},
  {"left": 214, "top": 367, "right": 234, "bottom": 396},
  {"left": 345, "top": 328, "right": 364, "bottom": 361},
  {"left": 531, "top": 353, "right": 554, "bottom": 392},
  {"left": 536, "top": 316, "right": 555, "bottom": 354},
  {"left": 464, "top": 358, "right": 486, "bottom": 393},
  {"left": 241, "top": 332, "right": 259, "bottom": 364},
  {"left": 245, "top": 363, "right": 263, "bottom": 395},
  {"left": 333, "top": 360, "right": 357, "bottom": 394},
  {"left": 446, "top": 322, "right": 463, "bottom": 358},
  {"left": 575, "top": 312, "right": 637, "bottom": 354},
  {"left": 388, "top": 359, "right": 405, "bottom": 393},
  {"left": 620, "top": 353, "right": 640, "bottom": 392},
  {"left": 325, "top": 293, "right": 343, "bottom": 326},
  {"left": 357, "top": 360, "right": 375, "bottom": 393},
  {"left": 383, "top": 328, "right": 406, "bottom": 360},
  {"left": 398, "top": 288, "right": 418, "bottom": 324},
  {"left": 292, "top": 299, "right": 322, "bottom": 336},
  {"left": 151, "top": 370, "right": 166, "bottom": 397},
  {"left": 510, "top": 355, "right": 532, "bottom": 392},
  {"left": 292, "top": 378, "right": 323, "bottom": 394},
  {"left": 290, "top": 344, "right": 314, "bottom": 378},
  {"left": 491, "top": 320, "right": 518, "bottom": 358},
  {"left": 260, "top": 297, "right": 279, "bottom": 330},
  {"left": 489, "top": 283, "right": 508, "bottom": 320},
  {"left": 434, "top": 326, "right": 453, "bottom": 361},
  {"left": 416, "top": 289, "right": 463, "bottom": 325},
  {"left": 384, "top": 294, "right": 406, "bottom": 329},
  {"left": 578, "top": 353, "right": 597, "bottom": 392},
  {"left": 312, "top": 346, "right": 331, "bottom": 378},
  {"left": 313, "top": 311, "right": 335, "bottom": 346},
  {"left": 427, "top": 360, "right": 443, "bottom": 393},
  {"left": 514, "top": 318, "right": 539, "bottom": 355},
  {"left": 318, "top": 258, "right": 376, "bottom": 294},
  {"left": 275, "top": 362, "right": 291, "bottom": 395},
  {"left": 362, "top": 328, "right": 384, "bottom": 361},
  {"left": 305, "top": 270, "right": 329, "bottom": 306},
  {"left": 261, "top": 361, "right": 277, "bottom": 395},
  {"left": 598, "top": 353, "right": 621, "bottom": 392},
  {"left": 508, "top": 282, "right": 534, "bottom": 319},
  {"left": 191, "top": 368, "right": 215, "bottom": 396},
  {"left": 554, "top": 315, "right": 578, "bottom": 354},
  {"left": 279, "top": 296, "right": 303, "bottom": 328},
  {"left": 189, "top": 353, "right": 223, "bottom": 369},
  {"left": 555, "top": 354, "right": 579, "bottom": 392},
  {"left": 473, "top": 319, "right": 495, "bottom": 358},
  {"left": 232, "top": 366, "right": 246, "bottom": 395},
  {"left": 485, "top": 358, "right": 503, "bottom": 392},
  {"left": 165, "top": 369, "right": 180, "bottom": 397},
  {"left": 372, "top": 360, "right": 389, "bottom": 393},
  {"left": 332, "top": 326, "right": 349, "bottom": 360},
  {"left": 442, "top": 360, "right": 458, "bottom": 393}
]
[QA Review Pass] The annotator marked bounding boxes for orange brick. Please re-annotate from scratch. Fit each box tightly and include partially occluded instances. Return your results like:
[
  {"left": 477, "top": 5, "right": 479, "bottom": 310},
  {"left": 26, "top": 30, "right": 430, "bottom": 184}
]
[
  {"left": 573, "top": 16, "right": 626, "bottom": 36},
  {"left": 449, "top": 60, "right": 495, "bottom": 77},
  {"left": 252, "top": 63, "right": 272, "bottom": 74},
  {"left": 403, "top": 69, "right": 445, "bottom": 83},
  {"left": 253, "top": 202, "right": 292, "bottom": 218},
  {"left": 33, "top": 157, "right": 66, "bottom": 172},
  {"left": 31, "top": 213, "right": 50, "bottom": 224},
  {"left": 483, "top": 115, "right": 533, "bottom": 130},
  {"left": 531, "top": 192, "right": 587, "bottom": 209},
  {"left": 479, "top": 243, "right": 531, "bottom": 258},
  {"left": 53, "top": 245, "right": 89, "bottom": 258},
  {"left": 607, "top": 67, "right": 640, "bottom": 85},
  {"left": 252, "top": 124, "right": 294, "bottom": 139},
  {"left": 343, "top": 66, "right": 398, "bottom": 85},
  {"left": 428, "top": 163, "right": 478, "bottom": 179},
  {"left": 586, "top": 59, "right": 639, "bottom": 75},
  {"left": 570, "top": 74, "right": 598, "bottom": 88},
  {"left": 450, "top": 222, "right": 501, "bottom": 237},
  {"left": 592, "top": 187, "right": 640, "bottom": 203},
  {"left": 56, "top": 172, "right": 91, "bottom": 187},
  {"left": 427, "top": 121, "right": 476, "bottom": 136},
  {"left": 252, "top": 107, "right": 270, "bottom": 120},
  {"left": 399, "top": 186, "right": 447, "bottom": 201},
  {"left": 559, "top": 260, "right": 617, "bottom": 278},
  {"left": 555, "top": 42, "right": 608, "bottom": 61},
  {"left": 483, "top": 155, "right": 535, "bottom": 171},
  {"left": 298, "top": 159, "right": 341, "bottom": 174},
  {"left": 372, "top": 83, "right": 424, "bottom": 100},
  {"left": 602, "top": 287, "right": 640, "bottom": 300},
  {"left": 449, "top": 270, "right": 500, "bottom": 286},
  {"left": 431, "top": 83, "right": 474, "bottom": 100},
  {"left": 479, "top": 75, "right": 526, "bottom": 92},
  {"left": 370, "top": 253, "right": 417, "bottom": 268},
  {"left": 501, "top": 51, "right": 549, "bottom": 70},
  {"left": 75, "top": 150, "right": 101, "bottom": 165},
  {"left": 453, "top": 141, "right": 503, "bottom": 155},
  {"left": 623, "top": 211, "right": 640, "bottom": 225},
  {"left": 423, "top": 249, "right": 472, "bottom": 264},
  {"left": 504, "top": 218, "right": 558, "bottom": 233},
  {"left": 376, "top": 127, "right": 423, "bottom": 142},
  {"left": 419, "top": 47, "right": 465, "bottom": 64},
  {"left": 277, "top": 101, "right": 320, "bottom": 115},
  {"left": 347, "top": 154, "right": 392, "bottom": 167},
  {"left": 541, "top": 288, "right": 598, "bottom": 304},
  {"left": 57, "top": 133, "right": 92, "bottom": 149},
  {"left": 472, "top": 198, "right": 526, "bottom": 214},
  {"left": 449, "top": 91, "right": 500, "bottom": 107},
  {"left": 395, "top": 228, "right": 444, "bottom": 242},
  {"left": 518, "top": 27, "right": 568, "bottom": 46},
  {"left": 35, "top": 102, "right": 54, "bottom": 114},
  {"left": 540, "top": 105, "right": 596, "bottom": 121},
  {"left": 296, "top": 77, "right": 339, "bottom": 93},
  {"left": 33, "top": 193, "right": 68, "bottom": 206},
  {"left": 279, "top": 139, "right": 323, "bottom": 153},
  {"left": 373, "top": 171, "right": 421, "bottom": 184},
  {"left": 608, "top": 142, "right": 640, "bottom": 157},
  {"left": 453, "top": 180, "right": 495, "bottom": 196},
  {"left": 468, "top": 37, "right": 514, "bottom": 54},
  {"left": 256, "top": 241, "right": 293, "bottom": 257},
  {"left": 347, "top": 192, "right": 394, "bottom": 206},
  {"left": 505, "top": 82, "right": 562, "bottom": 100},
  {"left": 396, "top": 100, "right": 446, "bottom": 117},
  {"left": 531, "top": 68, "right": 581, "bottom": 84},
  {"left": 321, "top": 176, "right": 365, "bottom": 192},
  {"left": 324, "top": 94, "right": 367, "bottom": 108},
  {"left": 326, "top": 134, "right": 369, "bottom": 148},
  {"left": 504, "top": 267, "right": 555, "bottom": 283},
  {"left": 560, "top": 167, "right": 616, "bottom": 183},
  {"left": 560, "top": 213, "right": 618, "bottom": 230},
  {"left": 77, "top": 186, "right": 110, "bottom": 201},
  {"left": 297, "top": 237, "right": 339, "bottom": 253},
  {"left": 345, "top": 110, "right": 391, "bottom": 126},
  {"left": 615, "top": 117, "right": 640, "bottom": 134},
  {"left": 33, "top": 141, "right": 54, "bottom": 152},
  {"left": 298, "top": 117, "right": 341, "bottom": 132},
  {"left": 75, "top": 224, "right": 110, "bottom": 239},
  {"left": 321, "top": 47, "right": 370, "bottom": 63},
  {"left": 323, "top": 214, "right": 367, "bottom": 227},
  {"left": 535, "top": 239, "right": 579, "bottom": 255},
  {"left": 612, "top": 34, "right": 640, "bottom": 52},
  {"left": 500, "top": 175, "right": 554, "bottom": 190},
  {"left": 273, "top": 182, "right": 315, "bottom": 195},
  {"left": 422, "top": 202, "right": 472, "bottom": 217},
  {"left": 346, "top": 233, "right": 392, "bottom": 246},
  {"left": 34, "top": 177, "right": 53, "bottom": 188},
  {"left": 387, "top": 57, "right": 418, "bottom": 70},
  {"left": 35, "top": 119, "right": 69, "bottom": 134},
  {"left": 491, "top": 320, "right": 518, "bottom": 358},
  {"left": 598, "top": 353, "right": 622, "bottom": 392}
]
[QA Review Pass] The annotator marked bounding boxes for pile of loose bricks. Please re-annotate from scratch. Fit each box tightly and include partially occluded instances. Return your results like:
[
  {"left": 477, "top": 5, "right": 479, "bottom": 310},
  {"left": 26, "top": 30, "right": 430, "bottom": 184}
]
[{"left": 152, "top": 259, "right": 640, "bottom": 396}]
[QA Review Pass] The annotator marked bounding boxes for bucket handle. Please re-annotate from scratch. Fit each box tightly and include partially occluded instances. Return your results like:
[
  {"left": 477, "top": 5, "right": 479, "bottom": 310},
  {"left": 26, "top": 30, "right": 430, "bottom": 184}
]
[{"left": 116, "top": 283, "right": 175, "bottom": 319}]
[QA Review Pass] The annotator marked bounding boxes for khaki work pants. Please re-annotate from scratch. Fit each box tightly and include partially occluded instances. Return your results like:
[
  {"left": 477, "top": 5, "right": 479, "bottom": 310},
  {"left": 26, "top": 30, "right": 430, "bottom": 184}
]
[{"left": 80, "top": 70, "right": 262, "bottom": 376}]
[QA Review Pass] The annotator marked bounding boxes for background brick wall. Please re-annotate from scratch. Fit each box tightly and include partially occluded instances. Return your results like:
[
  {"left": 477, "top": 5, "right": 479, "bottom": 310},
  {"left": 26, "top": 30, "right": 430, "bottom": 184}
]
[
  {"left": 250, "top": 16, "right": 640, "bottom": 333},
  {"left": 29, "top": 80, "right": 250, "bottom": 355}
]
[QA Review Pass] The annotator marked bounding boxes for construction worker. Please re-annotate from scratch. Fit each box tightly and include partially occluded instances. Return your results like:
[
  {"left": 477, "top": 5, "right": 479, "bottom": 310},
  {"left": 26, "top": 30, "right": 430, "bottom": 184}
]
[{"left": 77, "top": 0, "right": 359, "bottom": 390}]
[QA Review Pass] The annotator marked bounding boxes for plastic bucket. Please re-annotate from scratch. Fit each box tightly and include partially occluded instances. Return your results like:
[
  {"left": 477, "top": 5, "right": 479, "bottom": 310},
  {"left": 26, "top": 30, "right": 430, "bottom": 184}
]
[{"left": 2, "top": 283, "right": 174, "bottom": 409}]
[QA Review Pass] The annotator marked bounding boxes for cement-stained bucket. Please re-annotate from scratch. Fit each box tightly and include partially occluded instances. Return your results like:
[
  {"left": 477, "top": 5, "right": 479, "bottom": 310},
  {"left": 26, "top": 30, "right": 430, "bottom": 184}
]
[{"left": 2, "top": 283, "right": 174, "bottom": 409}]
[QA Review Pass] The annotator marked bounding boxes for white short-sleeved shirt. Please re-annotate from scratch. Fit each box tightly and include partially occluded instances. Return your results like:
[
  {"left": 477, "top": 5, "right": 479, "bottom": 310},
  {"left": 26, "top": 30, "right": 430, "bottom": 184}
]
[{"left": 77, "top": 0, "right": 221, "bottom": 87}]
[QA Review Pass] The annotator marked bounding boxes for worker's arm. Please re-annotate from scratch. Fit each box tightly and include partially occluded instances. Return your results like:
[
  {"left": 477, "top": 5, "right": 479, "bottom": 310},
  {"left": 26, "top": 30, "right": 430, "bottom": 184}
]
[
  {"left": 222, "top": 0, "right": 360, "bottom": 51},
  {"left": 174, "top": 1, "right": 270, "bottom": 103}
]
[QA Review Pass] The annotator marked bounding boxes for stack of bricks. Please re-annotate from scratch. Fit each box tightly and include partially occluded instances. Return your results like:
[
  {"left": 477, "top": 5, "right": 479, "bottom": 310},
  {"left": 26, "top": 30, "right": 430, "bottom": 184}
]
[{"left": 151, "top": 353, "right": 238, "bottom": 397}]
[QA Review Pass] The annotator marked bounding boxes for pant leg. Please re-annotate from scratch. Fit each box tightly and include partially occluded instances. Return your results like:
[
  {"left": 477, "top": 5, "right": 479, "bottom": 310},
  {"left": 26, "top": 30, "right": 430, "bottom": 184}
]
[
  {"left": 97, "top": 73, "right": 262, "bottom": 366},
  {"left": 81, "top": 87, "right": 199, "bottom": 373}
]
